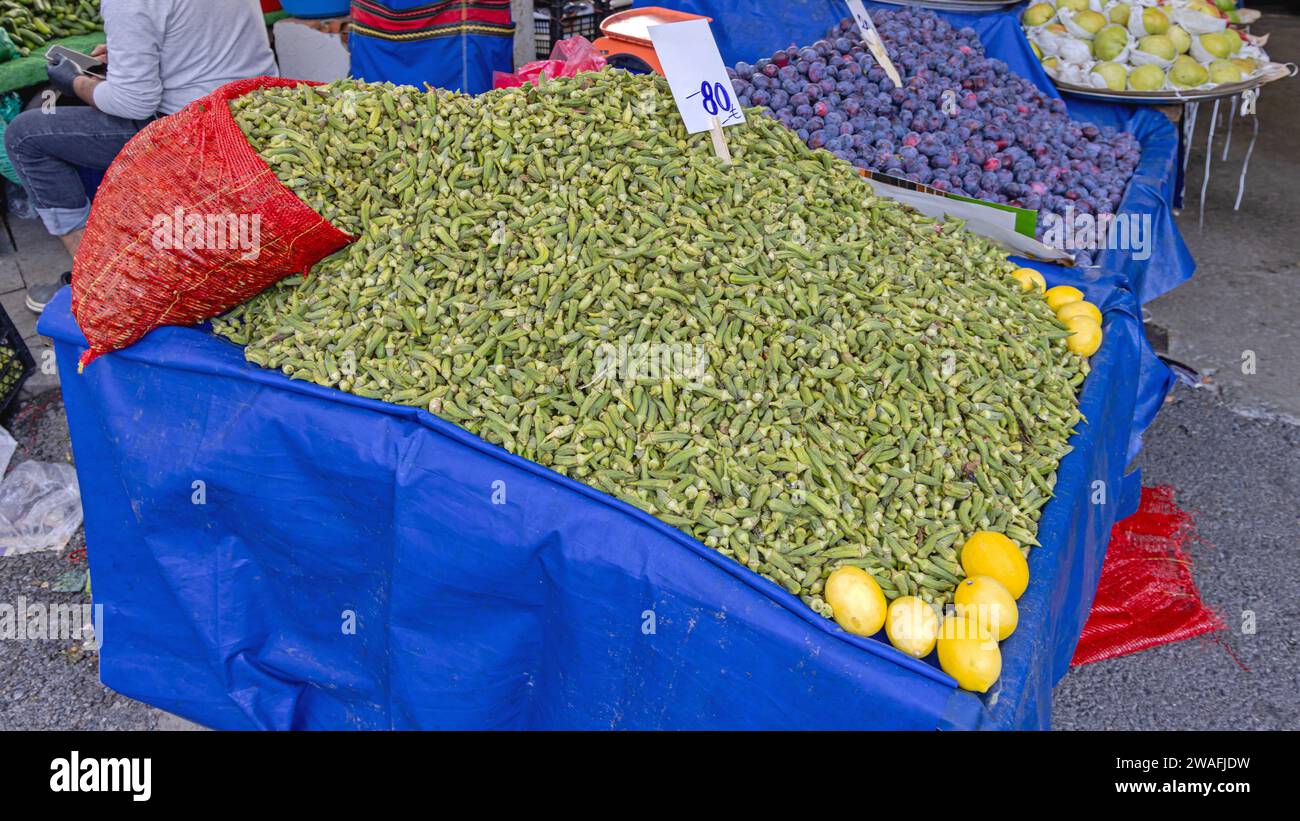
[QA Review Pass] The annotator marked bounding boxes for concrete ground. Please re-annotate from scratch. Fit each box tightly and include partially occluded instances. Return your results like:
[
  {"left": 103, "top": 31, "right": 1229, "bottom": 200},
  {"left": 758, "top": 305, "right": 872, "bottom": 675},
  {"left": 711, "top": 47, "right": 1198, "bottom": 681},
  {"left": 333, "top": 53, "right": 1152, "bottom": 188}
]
[
  {"left": 1142, "top": 8, "right": 1300, "bottom": 424},
  {"left": 0, "top": 8, "right": 1295, "bottom": 731},
  {"left": 1, "top": 199, "right": 64, "bottom": 399},
  {"left": 1052, "top": 5, "right": 1300, "bottom": 729},
  {"left": 1051, "top": 386, "right": 1300, "bottom": 730},
  {"left": 0, "top": 392, "right": 166, "bottom": 730},
  {"left": 0, "top": 393, "right": 197, "bottom": 730}
]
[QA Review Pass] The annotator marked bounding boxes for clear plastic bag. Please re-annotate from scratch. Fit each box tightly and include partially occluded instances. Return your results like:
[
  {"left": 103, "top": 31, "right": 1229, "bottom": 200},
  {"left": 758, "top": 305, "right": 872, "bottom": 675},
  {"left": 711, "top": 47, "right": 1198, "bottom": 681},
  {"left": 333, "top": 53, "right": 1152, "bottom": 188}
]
[
  {"left": 0, "top": 426, "right": 16, "bottom": 477},
  {"left": 0, "top": 461, "right": 83, "bottom": 557}
]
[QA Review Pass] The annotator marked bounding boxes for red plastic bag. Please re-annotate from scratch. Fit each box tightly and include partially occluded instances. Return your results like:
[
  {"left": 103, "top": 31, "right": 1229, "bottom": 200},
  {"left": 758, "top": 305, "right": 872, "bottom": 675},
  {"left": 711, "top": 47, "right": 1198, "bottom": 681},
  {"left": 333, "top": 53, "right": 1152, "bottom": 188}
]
[
  {"left": 493, "top": 35, "right": 607, "bottom": 89},
  {"left": 71, "top": 77, "right": 354, "bottom": 369}
]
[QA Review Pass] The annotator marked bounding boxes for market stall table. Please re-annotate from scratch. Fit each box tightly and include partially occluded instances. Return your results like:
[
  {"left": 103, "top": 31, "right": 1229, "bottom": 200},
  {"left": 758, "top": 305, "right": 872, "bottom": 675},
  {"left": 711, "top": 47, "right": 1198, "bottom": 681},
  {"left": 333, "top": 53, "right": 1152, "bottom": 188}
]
[
  {"left": 37, "top": 0, "right": 1189, "bottom": 730},
  {"left": 40, "top": 266, "right": 1169, "bottom": 729}
]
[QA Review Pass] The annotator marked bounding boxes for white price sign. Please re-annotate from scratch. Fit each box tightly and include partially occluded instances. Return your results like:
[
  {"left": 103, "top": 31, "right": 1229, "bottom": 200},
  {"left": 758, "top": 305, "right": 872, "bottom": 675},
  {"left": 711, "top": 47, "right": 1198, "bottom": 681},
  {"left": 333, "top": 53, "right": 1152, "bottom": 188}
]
[
  {"left": 845, "top": 0, "right": 902, "bottom": 88},
  {"left": 647, "top": 19, "right": 746, "bottom": 135}
]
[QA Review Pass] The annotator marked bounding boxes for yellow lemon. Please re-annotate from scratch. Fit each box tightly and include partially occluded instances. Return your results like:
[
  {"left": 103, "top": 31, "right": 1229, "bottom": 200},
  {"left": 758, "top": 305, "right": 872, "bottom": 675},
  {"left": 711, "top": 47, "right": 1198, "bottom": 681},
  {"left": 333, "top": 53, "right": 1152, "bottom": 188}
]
[
  {"left": 954, "top": 575, "right": 1019, "bottom": 640},
  {"left": 960, "top": 531, "right": 1029, "bottom": 599},
  {"left": 937, "top": 614, "right": 1002, "bottom": 692},
  {"left": 885, "top": 596, "right": 940, "bottom": 658},
  {"left": 1011, "top": 267, "right": 1046, "bottom": 293},
  {"left": 1044, "top": 285, "right": 1084, "bottom": 312},
  {"left": 1065, "top": 316, "right": 1103, "bottom": 357},
  {"left": 1056, "top": 299, "right": 1102, "bottom": 326},
  {"left": 825, "top": 566, "right": 887, "bottom": 637}
]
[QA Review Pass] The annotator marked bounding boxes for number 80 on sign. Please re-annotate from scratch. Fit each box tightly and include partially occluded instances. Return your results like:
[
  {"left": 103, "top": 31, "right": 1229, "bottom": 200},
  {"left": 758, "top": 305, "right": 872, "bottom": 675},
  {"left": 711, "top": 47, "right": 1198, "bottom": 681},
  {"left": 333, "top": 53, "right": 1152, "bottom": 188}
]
[
  {"left": 646, "top": 19, "right": 746, "bottom": 134},
  {"left": 690, "top": 81, "right": 737, "bottom": 121}
]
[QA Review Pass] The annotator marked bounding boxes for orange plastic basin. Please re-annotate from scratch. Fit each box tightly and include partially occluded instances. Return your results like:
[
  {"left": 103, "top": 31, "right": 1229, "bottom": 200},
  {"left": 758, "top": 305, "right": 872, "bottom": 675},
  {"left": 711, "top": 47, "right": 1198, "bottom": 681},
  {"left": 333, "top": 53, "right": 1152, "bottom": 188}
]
[{"left": 594, "top": 6, "right": 713, "bottom": 76}]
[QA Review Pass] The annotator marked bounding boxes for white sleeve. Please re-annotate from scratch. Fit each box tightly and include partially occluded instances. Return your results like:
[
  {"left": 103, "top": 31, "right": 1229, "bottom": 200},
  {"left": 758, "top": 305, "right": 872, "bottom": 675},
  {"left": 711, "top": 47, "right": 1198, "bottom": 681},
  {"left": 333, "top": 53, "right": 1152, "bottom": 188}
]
[{"left": 92, "top": 2, "right": 165, "bottom": 120}]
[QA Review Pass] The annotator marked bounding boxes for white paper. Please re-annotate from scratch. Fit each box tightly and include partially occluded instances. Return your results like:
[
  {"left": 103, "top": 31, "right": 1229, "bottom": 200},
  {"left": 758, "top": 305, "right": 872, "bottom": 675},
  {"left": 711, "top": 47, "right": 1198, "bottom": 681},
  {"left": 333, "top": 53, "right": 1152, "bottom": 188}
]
[
  {"left": 647, "top": 19, "right": 746, "bottom": 134},
  {"left": 867, "top": 179, "right": 1071, "bottom": 264}
]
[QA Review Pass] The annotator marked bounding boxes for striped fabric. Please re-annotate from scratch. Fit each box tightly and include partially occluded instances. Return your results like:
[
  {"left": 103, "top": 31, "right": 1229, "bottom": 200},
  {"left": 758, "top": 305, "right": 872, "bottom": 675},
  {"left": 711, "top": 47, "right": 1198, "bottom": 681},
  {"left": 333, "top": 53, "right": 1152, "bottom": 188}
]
[
  {"left": 348, "top": 0, "right": 515, "bottom": 93},
  {"left": 350, "top": 0, "right": 513, "bottom": 41}
]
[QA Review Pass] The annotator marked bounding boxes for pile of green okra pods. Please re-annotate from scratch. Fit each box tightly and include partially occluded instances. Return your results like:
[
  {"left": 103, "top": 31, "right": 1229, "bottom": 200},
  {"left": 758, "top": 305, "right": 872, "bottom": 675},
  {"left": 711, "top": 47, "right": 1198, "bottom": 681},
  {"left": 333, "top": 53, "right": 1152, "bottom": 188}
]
[{"left": 216, "top": 71, "right": 1088, "bottom": 616}]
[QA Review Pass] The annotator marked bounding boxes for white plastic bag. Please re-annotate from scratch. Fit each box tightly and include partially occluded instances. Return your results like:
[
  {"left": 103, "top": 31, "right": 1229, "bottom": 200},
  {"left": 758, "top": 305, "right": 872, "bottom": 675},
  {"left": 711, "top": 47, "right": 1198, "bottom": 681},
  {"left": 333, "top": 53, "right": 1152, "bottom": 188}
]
[
  {"left": 1057, "top": 61, "right": 1099, "bottom": 86},
  {"left": 0, "top": 426, "right": 16, "bottom": 478},
  {"left": 1173, "top": 7, "right": 1228, "bottom": 36},
  {"left": 1029, "top": 27, "right": 1062, "bottom": 58},
  {"left": 0, "top": 461, "right": 83, "bottom": 556},
  {"left": 1055, "top": 33, "right": 1095, "bottom": 65},
  {"left": 1129, "top": 46, "right": 1175, "bottom": 69},
  {"left": 1058, "top": 9, "right": 1098, "bottom": 41}
]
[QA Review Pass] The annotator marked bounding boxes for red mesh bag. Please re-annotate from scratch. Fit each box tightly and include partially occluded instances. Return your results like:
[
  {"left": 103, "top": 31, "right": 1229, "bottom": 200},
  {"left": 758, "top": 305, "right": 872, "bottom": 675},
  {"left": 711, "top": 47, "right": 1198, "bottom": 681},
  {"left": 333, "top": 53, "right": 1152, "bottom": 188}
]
[
  {"left": 71, "top": 76, "right": 354, "bottom": 369},
  {"left": 1071, "top": 485, "right": 1224, "bottom": 666}
]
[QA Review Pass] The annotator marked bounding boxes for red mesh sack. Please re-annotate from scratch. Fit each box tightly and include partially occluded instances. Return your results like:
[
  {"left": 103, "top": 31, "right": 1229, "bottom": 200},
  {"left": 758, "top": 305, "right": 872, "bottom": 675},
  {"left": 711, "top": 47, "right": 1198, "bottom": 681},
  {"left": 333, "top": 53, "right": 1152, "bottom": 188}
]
[
  {"left": 71, "top": 76, "right": 354, "bottom": 369},
  {"left": 1071, "top": 485, "right": 1224, "bottom": 666}
]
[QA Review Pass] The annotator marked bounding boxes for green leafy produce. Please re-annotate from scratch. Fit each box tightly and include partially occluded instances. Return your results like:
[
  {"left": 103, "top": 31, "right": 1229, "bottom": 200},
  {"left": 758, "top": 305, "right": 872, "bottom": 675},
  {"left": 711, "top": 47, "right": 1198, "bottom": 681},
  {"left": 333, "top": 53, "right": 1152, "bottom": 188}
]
[
  {"left": 0, "top": 341, "right": 24, "bottom": 397},
  {"left": 215, "top": 72, "right": 1087, "bottom": 614},
  {"left": 0, "top": 0, "right": 101, "bottom": 57}
]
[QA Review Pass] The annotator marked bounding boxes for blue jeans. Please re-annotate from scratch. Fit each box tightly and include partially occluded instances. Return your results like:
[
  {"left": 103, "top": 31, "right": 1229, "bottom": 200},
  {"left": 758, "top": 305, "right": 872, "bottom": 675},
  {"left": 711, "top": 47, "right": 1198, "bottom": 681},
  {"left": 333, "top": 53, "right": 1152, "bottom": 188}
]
[{"left": 4, "top": 102, "right": 153, "bottom": 236}]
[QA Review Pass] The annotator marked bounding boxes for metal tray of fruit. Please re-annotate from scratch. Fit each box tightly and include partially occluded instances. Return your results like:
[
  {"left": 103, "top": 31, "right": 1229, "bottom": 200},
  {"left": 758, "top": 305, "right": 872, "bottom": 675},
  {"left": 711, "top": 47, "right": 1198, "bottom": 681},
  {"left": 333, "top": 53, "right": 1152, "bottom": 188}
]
[
  {"left": 870, "top": 0, "right": 1023, "bottom": 12},
  {"left": 1052, "top": 61, "right": 1294, "bottom": 103}
]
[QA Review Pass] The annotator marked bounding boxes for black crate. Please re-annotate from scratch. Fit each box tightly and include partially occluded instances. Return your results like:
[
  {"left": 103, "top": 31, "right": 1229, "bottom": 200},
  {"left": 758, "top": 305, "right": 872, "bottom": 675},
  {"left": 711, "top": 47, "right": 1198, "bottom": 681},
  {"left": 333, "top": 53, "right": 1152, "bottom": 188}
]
[
  {"left": 533, "top": 1, "right": 614, "bottom": 60},
  {"left": 0, "top": 301, "right": 35, "bottom": 419}
]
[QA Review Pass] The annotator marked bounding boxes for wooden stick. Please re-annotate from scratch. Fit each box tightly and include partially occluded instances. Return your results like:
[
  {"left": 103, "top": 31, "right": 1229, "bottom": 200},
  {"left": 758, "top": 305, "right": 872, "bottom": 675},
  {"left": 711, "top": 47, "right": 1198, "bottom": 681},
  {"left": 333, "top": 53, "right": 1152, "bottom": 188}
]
[
  {"left": 709, "top": 116, "right": 732, "bottom": 165},
  {"left": 867, "top": 31, "right": 902, "bottom": 89}
]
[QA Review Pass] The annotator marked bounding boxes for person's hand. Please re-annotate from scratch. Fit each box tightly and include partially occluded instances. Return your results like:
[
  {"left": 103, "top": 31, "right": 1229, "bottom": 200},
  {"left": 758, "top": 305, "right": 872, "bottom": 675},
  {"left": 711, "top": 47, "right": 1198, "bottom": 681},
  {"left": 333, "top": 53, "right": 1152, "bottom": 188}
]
[
  {"left": 90, "top": 44, "right": 108, "bottom": 64},
  {"left": 46, "top": 55, "right": 82, "bottom": 98}
]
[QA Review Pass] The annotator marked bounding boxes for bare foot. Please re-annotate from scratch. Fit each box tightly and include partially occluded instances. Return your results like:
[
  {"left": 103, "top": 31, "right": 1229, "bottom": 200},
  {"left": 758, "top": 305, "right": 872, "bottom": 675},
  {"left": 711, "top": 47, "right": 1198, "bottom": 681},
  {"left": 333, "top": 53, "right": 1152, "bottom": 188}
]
[{"left": 59, "top": 228, "right": 84, "bottom": 261}]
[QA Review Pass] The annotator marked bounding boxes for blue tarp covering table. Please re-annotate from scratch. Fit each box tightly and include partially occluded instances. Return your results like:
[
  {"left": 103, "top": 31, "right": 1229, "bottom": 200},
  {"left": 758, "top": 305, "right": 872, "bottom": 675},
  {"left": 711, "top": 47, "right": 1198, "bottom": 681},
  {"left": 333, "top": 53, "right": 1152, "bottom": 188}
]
[
  {"left": 37, "top": 0, "right": 1188, "bottom": 730},
  {"left": 40, "top": 270, "right": 1170, "bottom": 728},
  {"left": 640, "top": 0, "right": 1196, "bottom": 305}
]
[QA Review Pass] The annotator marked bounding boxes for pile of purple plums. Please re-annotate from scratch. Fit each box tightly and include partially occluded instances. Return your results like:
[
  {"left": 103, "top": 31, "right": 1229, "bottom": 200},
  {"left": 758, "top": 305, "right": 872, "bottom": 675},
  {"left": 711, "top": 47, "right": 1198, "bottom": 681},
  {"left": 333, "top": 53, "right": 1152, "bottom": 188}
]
[{"left": 728, "top": 8, "right": 1143, "bottom": 265}]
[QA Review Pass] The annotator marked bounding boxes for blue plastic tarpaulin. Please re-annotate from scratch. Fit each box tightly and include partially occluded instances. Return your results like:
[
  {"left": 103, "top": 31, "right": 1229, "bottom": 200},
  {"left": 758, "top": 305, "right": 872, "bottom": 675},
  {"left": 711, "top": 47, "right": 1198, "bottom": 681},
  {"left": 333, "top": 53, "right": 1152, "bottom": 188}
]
[
  {"left": 37, "top": 1, "right": 1185, "bottom": 730},
  {"left": 40, "top": 269, "right": 1171, "bottom": 728},
  {"left": 637, "top": 0, "right": 1195, "bottom": 304}
]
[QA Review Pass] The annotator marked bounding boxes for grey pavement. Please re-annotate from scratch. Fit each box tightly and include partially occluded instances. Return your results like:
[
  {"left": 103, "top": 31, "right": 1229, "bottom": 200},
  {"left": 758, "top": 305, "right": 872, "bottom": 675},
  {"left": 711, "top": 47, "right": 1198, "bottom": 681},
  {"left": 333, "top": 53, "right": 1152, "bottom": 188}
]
[
  {"left": 1052, "top": 6, "right": 1300, "bottom": 729},
  {"left": 0, "top": 392, "right": 160, "bottom": 730},
  {"left": 1, "top": 196, "right": 67, "bottom": 398},
  {"left": 1143, "top": 10, "right": 1300, "bottom": 424},
  {"left": 1051, "top": 386, "right": 1300, "bottom": 730}
]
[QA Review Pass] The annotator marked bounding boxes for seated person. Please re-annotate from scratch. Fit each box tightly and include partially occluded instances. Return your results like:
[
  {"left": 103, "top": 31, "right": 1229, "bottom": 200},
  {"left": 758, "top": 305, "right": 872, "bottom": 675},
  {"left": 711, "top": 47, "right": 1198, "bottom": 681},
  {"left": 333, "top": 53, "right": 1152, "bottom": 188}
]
[{"left": 6, "top": 0, "right": 279, "bottom": 312}]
